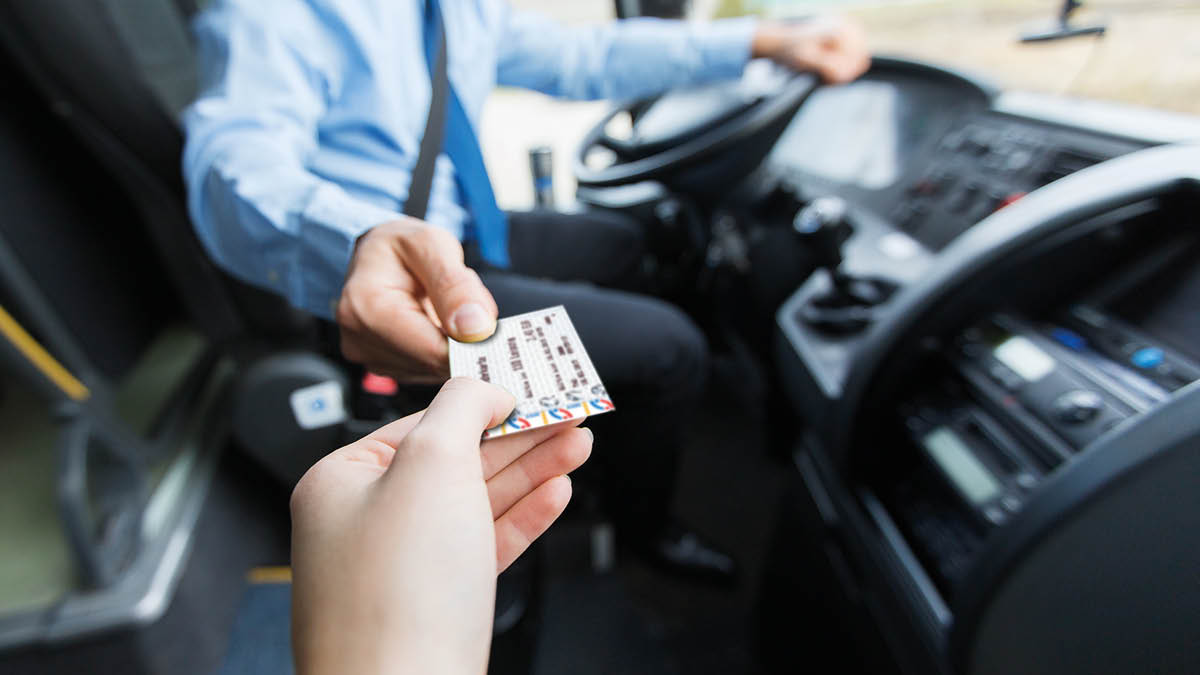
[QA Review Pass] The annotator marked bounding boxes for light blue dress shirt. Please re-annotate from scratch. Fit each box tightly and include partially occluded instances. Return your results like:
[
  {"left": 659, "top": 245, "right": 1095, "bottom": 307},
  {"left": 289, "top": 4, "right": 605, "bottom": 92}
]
[{"left": 183, "top": 0, "right": 757, "bottom": 318}]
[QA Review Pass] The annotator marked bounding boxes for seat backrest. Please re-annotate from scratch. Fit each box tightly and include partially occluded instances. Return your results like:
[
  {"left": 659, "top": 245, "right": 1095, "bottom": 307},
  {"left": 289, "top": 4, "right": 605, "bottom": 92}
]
[
  {"left": 0, "top": 0, "right": 191, "bottom": 189},
  {"left": 0, "top": 50, "right": 177, "bottom": 379},
  {"left": 98, "top": 0, "right": 201, "bottom": 119},
  {"left": 0, "top": 0, "right": 309, "bottom": 344}
]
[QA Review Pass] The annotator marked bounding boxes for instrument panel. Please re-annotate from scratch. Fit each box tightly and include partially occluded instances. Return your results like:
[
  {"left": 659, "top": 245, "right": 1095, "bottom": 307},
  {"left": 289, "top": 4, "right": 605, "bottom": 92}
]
[
  {"left": 764, "top": 60, "right": 1150, "bottom": 253},
  {"left": 887, "top": 239, "right": 1200, "bottom": 594},
  {"left": 768, "top": 71, "right": 982, "bottom": 192}
]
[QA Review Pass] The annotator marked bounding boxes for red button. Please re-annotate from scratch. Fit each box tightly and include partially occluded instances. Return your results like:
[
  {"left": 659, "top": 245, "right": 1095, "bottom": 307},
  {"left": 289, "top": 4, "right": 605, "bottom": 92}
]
[{"left": 362, "top": 372, "right": 398, "bottom": 396}]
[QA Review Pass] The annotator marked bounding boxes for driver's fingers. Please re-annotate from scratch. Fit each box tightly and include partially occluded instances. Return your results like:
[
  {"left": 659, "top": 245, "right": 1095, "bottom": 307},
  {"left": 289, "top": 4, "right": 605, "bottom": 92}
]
[
  {"left": 803, "top": 46, "right": 867, "bottom": 84},
  {"left": 348, "top": 294, "right": 452, "bottom": 378},
  {"left": 395, "top": 226, "right": 499, "bottom": 343},
  {"left": 788, "top": 18, "right": 868, "bottom": 84},
  {"left": 825, "top": 24, "right": 869, "bottom": 83},
  {"left": 494, "top": 475, "right": 573, "bottom": 573},
  {"left": 338, "top": 254, "right": 453, "bottom": 379},
  {"left": 342, "top": 328, "right": 449, "bottom": 382},
  {"left": 820, "top": 56, "right": 869, "bottom": 84},
  {"left": 356, "top": 347, "right": 449, "bottom": 384}
]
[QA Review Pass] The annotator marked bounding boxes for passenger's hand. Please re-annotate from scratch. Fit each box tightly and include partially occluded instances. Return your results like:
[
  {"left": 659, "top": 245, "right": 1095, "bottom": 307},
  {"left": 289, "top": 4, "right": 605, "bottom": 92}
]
[
  {"left": 337, "top": 218, "right": 498, "bottom": 382},
  {"left": 752, "top": 16, "right": 870, "bottom": 84},
  {"left": 290, "top": 378, "right": 592, "bottom": 675}
]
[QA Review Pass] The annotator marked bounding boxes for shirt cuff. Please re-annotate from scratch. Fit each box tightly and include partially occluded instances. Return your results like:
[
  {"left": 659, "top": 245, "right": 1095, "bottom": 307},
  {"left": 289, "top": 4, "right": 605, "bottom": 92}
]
[
  {"left": 695, "top": 16, "right": 759, "bottom": 80},
  {"left": 298, "top": 185, "right": 403, "bottom": 319}
]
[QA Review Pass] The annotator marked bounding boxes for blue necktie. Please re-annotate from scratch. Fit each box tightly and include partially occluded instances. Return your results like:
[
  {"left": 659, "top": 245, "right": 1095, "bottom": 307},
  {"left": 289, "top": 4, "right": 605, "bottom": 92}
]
[{"left": 421, "top": 0, "right": 510, "bottom": 268}]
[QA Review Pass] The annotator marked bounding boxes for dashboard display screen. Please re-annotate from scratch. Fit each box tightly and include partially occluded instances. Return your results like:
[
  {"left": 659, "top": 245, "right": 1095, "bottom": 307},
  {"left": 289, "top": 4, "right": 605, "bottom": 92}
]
[
  {"left": 994, "top": 336, "right": 1056, "bottom": 382},
  {"left": 922, "top": 427, "right": 1001, "bottom": 505},
  {"left": 769, "top": 79, "right": 939, "bottom": 190}
]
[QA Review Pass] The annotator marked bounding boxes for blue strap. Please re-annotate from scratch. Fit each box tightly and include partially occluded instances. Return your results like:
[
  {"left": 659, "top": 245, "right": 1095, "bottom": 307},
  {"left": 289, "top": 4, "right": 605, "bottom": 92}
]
[{"left": 422, "top": 0, "right": 509, "bottom": 267}]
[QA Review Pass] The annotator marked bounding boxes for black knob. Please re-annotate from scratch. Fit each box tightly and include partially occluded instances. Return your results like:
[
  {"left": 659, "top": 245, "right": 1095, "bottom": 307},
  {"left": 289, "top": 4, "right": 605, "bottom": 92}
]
[
  {"left": 791, "top": 196, "right": 898, "bottom": 336},
  {"left": 1053, "top": 389, "right": 1104, "bottom": 425},
  {"left": 792, "top": 196, "right": 853, "bottom": 272}
]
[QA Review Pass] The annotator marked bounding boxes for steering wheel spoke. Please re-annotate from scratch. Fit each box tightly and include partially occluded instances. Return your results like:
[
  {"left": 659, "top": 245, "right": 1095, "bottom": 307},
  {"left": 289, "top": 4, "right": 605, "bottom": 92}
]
[
  {"left": 574, "top": 73, "right": 820, "bottom": 191},
  {"left": 595, "top": 132, "right": 628, "bottom": 155}
]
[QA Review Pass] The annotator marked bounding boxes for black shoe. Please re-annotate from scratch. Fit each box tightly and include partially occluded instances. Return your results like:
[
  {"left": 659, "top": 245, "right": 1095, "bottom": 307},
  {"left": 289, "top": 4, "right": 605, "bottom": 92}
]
[{"left": 631, "top": 522, "right": 739, "bottom": 587}]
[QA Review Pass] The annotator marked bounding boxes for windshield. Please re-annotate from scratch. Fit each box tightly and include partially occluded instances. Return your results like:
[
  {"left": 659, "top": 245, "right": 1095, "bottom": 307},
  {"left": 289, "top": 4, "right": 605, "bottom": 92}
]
[{"left": 708, "top": 0, "right": 1200, "bottom": 115}]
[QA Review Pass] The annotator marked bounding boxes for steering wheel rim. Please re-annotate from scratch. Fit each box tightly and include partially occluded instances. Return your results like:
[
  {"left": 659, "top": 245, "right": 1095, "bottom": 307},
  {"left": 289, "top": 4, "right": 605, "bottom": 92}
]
[{"left": 574, "top": 71, "right": 820, "bottom": 189}]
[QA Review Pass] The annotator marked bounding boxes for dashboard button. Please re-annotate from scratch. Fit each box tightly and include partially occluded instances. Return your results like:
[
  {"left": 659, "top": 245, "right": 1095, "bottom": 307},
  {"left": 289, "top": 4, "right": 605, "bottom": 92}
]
[
  {"left": 983, "top": 505, "right": 1007, "bottom": 525},
  {"left": 1053, "top": 390, "right": 1105, "bottom": 424},
  {"left": 988, "top": 364, "right": 1024, "bottom": 391},
  {"left": 1050, "top": 327, "right": 1087, "bottom": 351},
  {"left": 1131, "top": 346, "right": 1165, "bottom": 370}
]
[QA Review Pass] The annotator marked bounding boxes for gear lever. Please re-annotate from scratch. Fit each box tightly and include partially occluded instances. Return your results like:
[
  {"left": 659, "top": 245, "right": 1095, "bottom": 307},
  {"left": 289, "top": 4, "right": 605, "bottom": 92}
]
[
  {"left": 792, "top": 196, "right": 897, "bottom": 334},
  {"left": 793, "top": 196, "right": 852, "bottom": 272}
]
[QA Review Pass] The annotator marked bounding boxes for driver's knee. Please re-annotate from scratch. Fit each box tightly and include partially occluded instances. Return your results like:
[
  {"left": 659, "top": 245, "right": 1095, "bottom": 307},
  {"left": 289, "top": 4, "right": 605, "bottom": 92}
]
[
  {"left": 570, "top": 210, "right": 648, "bottom": 287},
  {"left": 613, "top": 297, "right": 709, "bottom": 409},
  {"left": 506, "top": 210, "right": 648, "bottom": 288}
]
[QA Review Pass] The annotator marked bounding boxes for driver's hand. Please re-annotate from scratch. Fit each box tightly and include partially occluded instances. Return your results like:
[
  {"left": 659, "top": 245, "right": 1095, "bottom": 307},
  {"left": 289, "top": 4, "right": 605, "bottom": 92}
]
[
  {"left": 752, "top": 16, "right": 870, "bottom": 84},
  {"left": 337, "top": 219, "right": 498, "bottom": 382},
  {"left": 290, "top": 377, "right": 592, "bottom": 674}
]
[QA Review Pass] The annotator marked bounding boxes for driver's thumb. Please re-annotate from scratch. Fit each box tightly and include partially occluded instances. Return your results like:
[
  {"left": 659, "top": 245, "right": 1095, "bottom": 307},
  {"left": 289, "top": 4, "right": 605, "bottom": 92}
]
[
  {"left": 401, "top": 229, "right": 499, "bottom": 343},
  {"left": 438, "top": 270, "right": 498, "bottom": 343}
]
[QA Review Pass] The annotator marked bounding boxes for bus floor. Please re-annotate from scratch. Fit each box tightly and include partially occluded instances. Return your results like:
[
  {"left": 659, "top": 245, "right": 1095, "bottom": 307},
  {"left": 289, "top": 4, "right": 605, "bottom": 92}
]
[{"left": 6, "top": 353, "right": 788, "bottom": 675}]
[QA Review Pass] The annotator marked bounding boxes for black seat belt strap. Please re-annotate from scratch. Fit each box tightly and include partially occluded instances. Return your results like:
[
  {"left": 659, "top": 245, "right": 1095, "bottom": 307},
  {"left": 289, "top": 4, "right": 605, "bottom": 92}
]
[{"left": 404, "top": 9, "right": 448, "bottom": 220}]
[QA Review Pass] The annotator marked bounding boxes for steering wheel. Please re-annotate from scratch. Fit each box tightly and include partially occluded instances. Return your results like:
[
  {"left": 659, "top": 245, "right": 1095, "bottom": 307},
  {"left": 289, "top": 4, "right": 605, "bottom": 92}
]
[{"left": 574, "top": 61, "right": 819, "bottom": 192}]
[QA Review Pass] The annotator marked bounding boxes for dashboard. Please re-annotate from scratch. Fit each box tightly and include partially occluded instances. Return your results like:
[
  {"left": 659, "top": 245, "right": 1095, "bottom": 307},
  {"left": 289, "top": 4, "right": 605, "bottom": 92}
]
[
  {"left": 764, "top": 59, "right": 1150, "bottom": 251},
  {"left": 770, "top": 71, "right": 979, "bottom": 192},
  {"left": 757, "top": 58, "right": 1200, "bottom": 675}
]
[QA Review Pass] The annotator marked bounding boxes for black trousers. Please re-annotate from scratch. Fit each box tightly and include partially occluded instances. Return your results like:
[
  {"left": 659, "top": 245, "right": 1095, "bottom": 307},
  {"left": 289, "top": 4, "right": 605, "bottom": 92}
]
[{"left": 471, "top": 210, "right": 710, "bottom": 537}]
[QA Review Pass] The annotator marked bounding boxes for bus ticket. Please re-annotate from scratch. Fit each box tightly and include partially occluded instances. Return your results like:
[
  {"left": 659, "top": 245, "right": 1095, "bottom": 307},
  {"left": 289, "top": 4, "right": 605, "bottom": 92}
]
[{"left": 449, "top": 306, "right": 614, "bottom": 438}]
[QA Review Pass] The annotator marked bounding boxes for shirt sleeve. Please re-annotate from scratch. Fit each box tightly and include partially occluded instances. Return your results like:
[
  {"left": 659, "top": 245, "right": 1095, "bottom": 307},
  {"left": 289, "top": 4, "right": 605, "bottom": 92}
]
[
  {"left": 493, "top": 8, "right": 758, "bottom": 101},
  {"left": 182, "top": 1, "right": 402, "bottom": 320}
]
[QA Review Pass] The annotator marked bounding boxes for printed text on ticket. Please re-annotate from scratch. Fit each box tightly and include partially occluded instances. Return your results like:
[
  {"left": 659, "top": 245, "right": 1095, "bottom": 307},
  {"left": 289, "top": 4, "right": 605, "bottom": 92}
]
[{"left": 449, "top": 306, "right": 614, "bottom": 438}]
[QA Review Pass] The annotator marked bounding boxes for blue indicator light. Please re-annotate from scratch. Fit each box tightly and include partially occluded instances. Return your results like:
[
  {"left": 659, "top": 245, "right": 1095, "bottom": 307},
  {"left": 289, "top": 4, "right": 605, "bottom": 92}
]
[
  {"left": 1131, "top": 347, "right": 1164, "bottom": 370},
  {"left": 1051, "top": 327, "right": 1087, "bottom": 351}
]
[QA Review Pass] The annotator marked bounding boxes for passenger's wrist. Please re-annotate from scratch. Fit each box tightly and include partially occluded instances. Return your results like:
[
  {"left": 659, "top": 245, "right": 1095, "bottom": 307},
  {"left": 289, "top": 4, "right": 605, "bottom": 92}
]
[{"left": 296, "top": 631, "right": 484, "bottom": 675}]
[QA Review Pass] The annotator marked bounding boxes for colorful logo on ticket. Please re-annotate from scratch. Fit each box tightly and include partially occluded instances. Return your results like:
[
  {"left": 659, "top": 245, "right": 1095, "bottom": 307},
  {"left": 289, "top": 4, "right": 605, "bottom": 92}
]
[{"left": 482, "top": 399, "right": 616, "bottom": 439}]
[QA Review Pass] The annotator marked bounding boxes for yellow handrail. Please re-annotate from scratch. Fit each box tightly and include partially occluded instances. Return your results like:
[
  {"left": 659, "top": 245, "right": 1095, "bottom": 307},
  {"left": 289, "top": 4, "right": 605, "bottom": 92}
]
[{"left": 0, "top": 304, "right": 90, "bottom": 401}]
